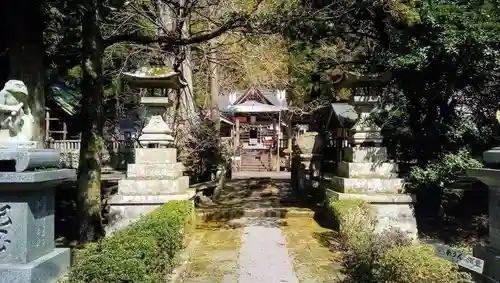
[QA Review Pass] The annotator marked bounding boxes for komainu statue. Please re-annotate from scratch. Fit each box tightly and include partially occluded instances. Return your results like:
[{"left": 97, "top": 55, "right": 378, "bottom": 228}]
[{"left": 0, "top": 80, "right": 34, "bottom": 144}]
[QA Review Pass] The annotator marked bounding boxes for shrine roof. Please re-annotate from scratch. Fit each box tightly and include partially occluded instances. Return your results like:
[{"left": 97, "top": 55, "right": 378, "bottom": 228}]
[
  {"left": 49, "top": 84, "right": 81, "bottom": 116},
  {"left": 218, "top": 87, "right": 288, "bottom": 113}
]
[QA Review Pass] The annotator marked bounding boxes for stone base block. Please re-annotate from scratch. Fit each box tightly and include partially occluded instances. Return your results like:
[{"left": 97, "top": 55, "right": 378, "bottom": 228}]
[
  {"left": 373, "top": 203, "right": 417, "bottom": 240},
  {"left": 0, "top": 248, "right": 70, "bottom": 283},
  {"left": 331, "top": 176, "right": 403, "bottom": 194},
  {"left": 126, "top": 163, "right": 184, "bottom": 180},
  {"left": 118, "top": 176, "right": 189, "bottom": 195},
  {"left": 473, "top": 245, "right": 500, "bottom": 282},
  {"left": 343, "top": 147, "right": 388, "bottom": 163},
  {"left": 327, "top": 190, "right": 417, "bottom": 240},
  {"left": 0, "top": 149, "right": 61, "bottom": 173},
  {"left": 135, "top": 148, "right": 177, "bottom": 164},
  {"left": 106, "top": 190, "right": 195, "bottom": 234},
  {"left": 337, "top": 161, "right": 398, "bottom": 178},
  {"left": 350, "top": 132, "right": 382, "bottom": 146},
  {"left": 0, "top": 169, "right": 76, "bottom": 189}
]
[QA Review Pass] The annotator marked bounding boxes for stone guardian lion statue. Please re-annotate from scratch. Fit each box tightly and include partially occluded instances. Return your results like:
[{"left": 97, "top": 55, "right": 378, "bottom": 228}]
[{"left": 0, "top": 80, "right": 34, "bottom": 143}]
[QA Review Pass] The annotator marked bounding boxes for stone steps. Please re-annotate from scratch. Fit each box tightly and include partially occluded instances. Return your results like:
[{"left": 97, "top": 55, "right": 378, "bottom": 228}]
[{"left": 196, "top": 207, "right": 314, "bottom": 222}]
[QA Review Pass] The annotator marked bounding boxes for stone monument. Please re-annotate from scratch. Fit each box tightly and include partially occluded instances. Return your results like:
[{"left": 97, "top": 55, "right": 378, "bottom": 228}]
[
  {"left": 0, "top": 80, "right": 76, "bottom": 283},
  {"left": 106, "top": 70, "right": 193, "bottom": 233},
  {"left": 329, "top": 94, "right": 417, "bottom": 239},
  {"left": 467, "top": 148, "right": 500, "bottom": 282}
]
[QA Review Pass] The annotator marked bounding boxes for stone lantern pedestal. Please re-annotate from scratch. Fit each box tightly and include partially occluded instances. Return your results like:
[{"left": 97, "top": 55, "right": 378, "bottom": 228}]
[{"left": 0, "top": 151, "right": 75, "bottom": 283}]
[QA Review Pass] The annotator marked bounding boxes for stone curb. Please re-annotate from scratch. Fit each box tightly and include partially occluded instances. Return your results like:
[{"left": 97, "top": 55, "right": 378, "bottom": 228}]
[
  {"left": 326, "top": 189, "right": 416, "bottom": 203},
  {"left": 168, "top": 231, "right": 206, "bottom": 283}
]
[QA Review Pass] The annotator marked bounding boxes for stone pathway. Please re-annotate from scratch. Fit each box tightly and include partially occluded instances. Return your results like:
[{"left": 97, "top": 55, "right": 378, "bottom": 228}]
[
  {"left": 181, "top": 174, "right": 342, "bottom": 283},
  {"left": 237, "top": 218, "right": 299, "bottom": 283}
]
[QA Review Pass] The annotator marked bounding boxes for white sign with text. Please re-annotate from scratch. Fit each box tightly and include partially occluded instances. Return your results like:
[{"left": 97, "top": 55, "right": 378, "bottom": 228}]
[{"left": 435, "top": 244, "right": 484, "bottom": 274}]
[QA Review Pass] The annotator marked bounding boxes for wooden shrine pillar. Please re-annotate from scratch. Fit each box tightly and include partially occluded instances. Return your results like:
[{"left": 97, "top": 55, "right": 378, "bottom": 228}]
[
  {"left": 235, "top": 118, "right": 240, "bottom": 147},
  {"left": 287, "top": 116, "right": 292, "bottom": 151}
]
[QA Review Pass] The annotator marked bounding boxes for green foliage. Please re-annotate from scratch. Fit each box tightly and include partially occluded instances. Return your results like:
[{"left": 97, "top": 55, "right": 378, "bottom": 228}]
[
  {"left": 410, "top": 150, "right": 483, "bottom": 189},
  {"left": 67, "top": 200, "right": 194, "bottom": 283},
  {"left": 269, "top": 0, "right": 500, "bottom": 169},
  {"left": 135, "top": 66, "right": 174, "bottom": 76},
  {"left": 330, "top": 199, "right": 372, "bottom": 231},
  {"left": 182, "top": 116, "right": 230, "bottom": 183},
  {"left": 376, "top": 0, "right": 500, "bottom": 166},
  {"left": 329, "top": 199, "right": 472, "bottom": 283},
  {"left": 378, "top": 245, "right": 471, "bottom": 283}
]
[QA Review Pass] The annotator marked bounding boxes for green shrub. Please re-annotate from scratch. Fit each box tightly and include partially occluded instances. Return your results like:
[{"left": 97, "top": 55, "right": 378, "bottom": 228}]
[
  {"left": 377, "top": 245, "right": 472, "bottom": 283},
  {"left": 67, "top": 200, "right": 194, "bottom": 283},
  {"left": 410, "top": 149, "right": 482, "bottom": 189},
  {"left": 330, "top": 199, "right": 375, "bottom": 248},
  {"left": 332, "top": 199, "right": 408, "bottom": 282},
  {"left": 330, "top": 199, "right": 472, "bottom": 283}
]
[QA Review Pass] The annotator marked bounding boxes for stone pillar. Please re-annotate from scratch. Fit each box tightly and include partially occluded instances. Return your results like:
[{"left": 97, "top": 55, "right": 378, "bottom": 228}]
[
  {"left": 468, "top": 148, "right": 500, "bottom": 282},
  {"left": 330, "top": 94, "right": 417, "bottom": 239},
  {"left": 292, "top": 132, "right": 323, "bottom": 195},
  {"left": 0, "top": 150, "right": 75, "bottom": 283},
  {"left": 138, "top": 96, "right": 174, "bottom": 148}
]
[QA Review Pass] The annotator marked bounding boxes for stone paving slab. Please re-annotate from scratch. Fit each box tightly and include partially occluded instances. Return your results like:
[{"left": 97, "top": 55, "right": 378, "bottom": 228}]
[
  {"left": 232, "top": 171, "right": 291, "bottom": 180},
  {"left": 237, "top": 217, "right": 299, "bottom": 283}
]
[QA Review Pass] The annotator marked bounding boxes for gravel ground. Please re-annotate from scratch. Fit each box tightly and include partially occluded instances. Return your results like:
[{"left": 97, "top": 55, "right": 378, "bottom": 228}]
[{"left": 237, "top": 217, "right": 299, "bottom": 283}]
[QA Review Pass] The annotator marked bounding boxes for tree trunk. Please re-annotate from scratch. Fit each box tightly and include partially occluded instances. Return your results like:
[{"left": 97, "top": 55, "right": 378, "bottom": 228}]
[
  {"left": 209, "top": 42, "right": 220, "bottom": 134},
  {"left": 76, "top": 0, "right": 105, "bottom": 242},
  {"left": 157, "top": 1, "right": 197, "bottom": 153},
  {"left": 6, "top": 0, "right": 46, "bottom": 146}
]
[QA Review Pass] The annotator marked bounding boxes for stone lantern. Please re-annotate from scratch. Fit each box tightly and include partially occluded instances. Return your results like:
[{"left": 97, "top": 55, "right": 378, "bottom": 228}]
[
  {"left": 106, "top": 67, "right": 193, "bottom": 233},
  {"left": 328, "top": 72, "right": 417, "bottom": 240}
]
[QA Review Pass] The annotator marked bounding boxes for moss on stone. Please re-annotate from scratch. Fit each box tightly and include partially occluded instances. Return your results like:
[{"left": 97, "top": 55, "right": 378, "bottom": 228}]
[{"left": 330, "top": 198, "right": 370, "bottom": 219}]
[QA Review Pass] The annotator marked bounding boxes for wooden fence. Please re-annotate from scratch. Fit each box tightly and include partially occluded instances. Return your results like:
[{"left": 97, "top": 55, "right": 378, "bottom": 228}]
[{"left": 46, "top": 139, "right": 138, "bottom": 151}]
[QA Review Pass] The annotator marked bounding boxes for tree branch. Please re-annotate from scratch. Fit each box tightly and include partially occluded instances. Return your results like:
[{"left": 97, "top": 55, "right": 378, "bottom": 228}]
[{"left": 104, "top": 15, "right": 245, "bottom": 48}]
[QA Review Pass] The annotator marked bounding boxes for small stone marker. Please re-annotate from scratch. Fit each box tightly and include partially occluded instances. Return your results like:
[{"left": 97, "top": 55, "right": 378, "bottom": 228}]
[{"left": 435, "top": 244, "right": 485, "bottom": 274}]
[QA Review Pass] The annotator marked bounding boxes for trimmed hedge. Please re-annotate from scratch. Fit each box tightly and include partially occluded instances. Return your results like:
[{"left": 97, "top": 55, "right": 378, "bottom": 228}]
[
  {"left": 67, "top": 200, "right": 194, "bottom": 283},
  {"left": 330, "top": 199, "right": 472, "bottom": 283}
]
